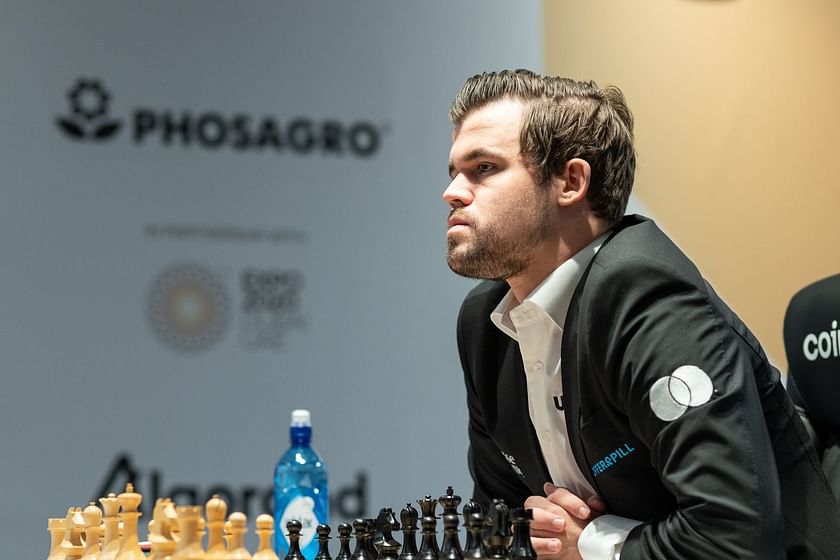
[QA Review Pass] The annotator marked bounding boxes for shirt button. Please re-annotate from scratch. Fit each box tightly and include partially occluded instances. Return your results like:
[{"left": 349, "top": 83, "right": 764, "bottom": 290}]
[{"left": 532, "top": 361, "right": 544, "bottom": 372}]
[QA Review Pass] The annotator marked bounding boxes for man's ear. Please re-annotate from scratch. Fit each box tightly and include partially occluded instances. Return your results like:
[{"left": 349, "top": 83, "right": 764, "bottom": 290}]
[{"left": 555, "top": 158, "right": 591, "bottom": 207}]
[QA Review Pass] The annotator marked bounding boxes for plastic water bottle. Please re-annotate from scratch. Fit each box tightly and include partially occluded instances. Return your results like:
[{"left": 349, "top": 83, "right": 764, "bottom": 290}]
[{"left": 274, "top": 409, "right": 329, "bottom": 558}]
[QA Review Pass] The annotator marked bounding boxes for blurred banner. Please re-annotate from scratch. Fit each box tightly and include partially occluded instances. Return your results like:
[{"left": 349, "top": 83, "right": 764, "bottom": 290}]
[{"left": 0, "top": 1, "right": 542, "bottom": 554}]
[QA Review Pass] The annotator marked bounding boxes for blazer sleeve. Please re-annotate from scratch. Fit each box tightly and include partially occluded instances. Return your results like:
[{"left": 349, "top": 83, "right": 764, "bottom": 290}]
[
  {"left": 584, "top": 257, "right": 785, "bottom": 559},
  {"left": 457, "top": 295, "right": 533, "bottom": 511}
]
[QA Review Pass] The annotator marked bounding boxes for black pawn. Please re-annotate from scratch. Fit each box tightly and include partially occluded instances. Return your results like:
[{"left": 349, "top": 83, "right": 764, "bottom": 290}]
[
  {"left": 417, "top": 515, "right": 439, "bottom": 560},
  {"left": 315, "top": 524, "right": 332, "bottom": 560},
  {"left": 351, "top": 518, "right": 373, "bottom": 560},
  {"left": 285, "top": 519, "right": 306, "bottom": 560},
  {"left": 398, "top": 503, "right": 419, "bottom": 560},
  {"left": 336, "top": 522, "right": 353, "bottom": 560},
  {"left": 439, "top": 511, "right": 463, "bottom": 560},
  {"left": 462, "top": 512, "right": 484, "bottom": 560},
  {"left": 482, "top": 499, "right": 512, "bottom": 560},
  {"left": 508, "top": 509, "right": 536, "bottom": 560},
  {"left": 364, "top": 519, "right": 378, "bottom": 560},
  {"left": 438, "top": 487, "right": 462, "bottom": 517},
  {"left": 374, "top": 508, "right": 402, "bottom": 560}
]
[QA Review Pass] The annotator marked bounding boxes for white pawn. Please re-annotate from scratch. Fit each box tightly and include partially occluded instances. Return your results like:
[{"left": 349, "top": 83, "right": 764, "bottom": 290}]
[
  {"left": 205, "top": 495, "right": 228, "bottom": 560},
  {"left": 252, "top": 515, "right": 279, "bottom": 560},
  {"left": 223, "top": 513, "right": 251, "bottom": 560}
]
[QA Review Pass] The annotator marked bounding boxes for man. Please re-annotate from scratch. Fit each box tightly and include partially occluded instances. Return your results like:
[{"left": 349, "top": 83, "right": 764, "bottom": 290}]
[{"left": 444, "top": 69, "right": 840, "bottom": 559}]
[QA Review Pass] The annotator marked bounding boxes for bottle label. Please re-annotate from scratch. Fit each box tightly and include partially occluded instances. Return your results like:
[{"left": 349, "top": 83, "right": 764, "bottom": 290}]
[{"left": 278, "top": 495, "right": 319, "bottom": 549}]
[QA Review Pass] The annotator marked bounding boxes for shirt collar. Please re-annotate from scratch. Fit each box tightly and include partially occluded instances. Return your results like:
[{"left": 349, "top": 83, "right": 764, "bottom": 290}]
[{"left": 491, "top": 231, "right": 609, "bottom": 339}]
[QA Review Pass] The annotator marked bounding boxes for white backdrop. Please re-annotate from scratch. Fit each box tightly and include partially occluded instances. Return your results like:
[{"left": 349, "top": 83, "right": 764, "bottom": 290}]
[{"left": 0, "top": 1, "right": 542, "bottom": 555}]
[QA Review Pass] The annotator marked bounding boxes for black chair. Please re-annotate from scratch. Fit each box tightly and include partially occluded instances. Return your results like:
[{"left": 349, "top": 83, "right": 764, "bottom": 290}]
[{"left": 783, "top": 273, "right": 840, "bottom": 501}]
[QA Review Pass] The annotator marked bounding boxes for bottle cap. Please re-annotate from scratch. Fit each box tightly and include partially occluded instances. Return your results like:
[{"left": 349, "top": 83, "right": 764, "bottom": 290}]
[{"left": 291, "top": 409, "right": 311, "bottom": 427}]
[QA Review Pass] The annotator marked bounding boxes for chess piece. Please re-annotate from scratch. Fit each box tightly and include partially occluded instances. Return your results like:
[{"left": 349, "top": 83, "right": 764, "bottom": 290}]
[
  {"left": 172, "top": 506, "right": 204, "bottom": 560},
  {"left": 508, "top": 509, "right": 536, "bottom": 560},
  {"left": 481, "top": 500, "right": 511, "bottom": 560},
  {"left": 313, "top": 523, "right": 332, "bottom": 560},
  {"left": 350, "top": 518, "right": 372, "bottom": 560},
  {"left": 335, "top": 522, "right": 353, "bottom": 560},
  {"left": 47, "top": 517, "right": 66, "bottom": 560},
  {"left": 61, "top": 507, "right": 86, "bottom": 560},
  {"left": 284, "top": 520, "right": 305, "bottom": 560},
  {"left": 224, "top": 512, "right": 251, "bottom": 560},
  {"left": 80, "top": 503, "right": 103, "bottom": 560},
  {"left": 253, "top": 514, "right": 280, "bottom": 560},
  {"left": 148, "top": 498, "right": 178, "bottom": 560},
  {"left": 416, "top": 515, "right": 438, "bottom": 560},
  {"left": 438, "top": 488, "right": 461, "bottom": 518},
  {"left": 461, "top": 513, "right": 483, "bottom": 560},
  {"left": 439, "top": 510, "right": 462, "bottom": 560},
  {"left": 397, "top": 504, "right": 418, "bottom": 560},
  {"left": 373, "top": 508, "right": 401, "bottom": 560},
  {"left": 115, "top": 483, "right": 145, "bottom": 560},
  {"left": 98, "top": 494, "right": 121, "bottom": 560},
  {"left": 416, "top": 497, "right": 438, "bottom": 556},
  {"left": 205, "top": 495, "right": 228, "bottom": 560}
]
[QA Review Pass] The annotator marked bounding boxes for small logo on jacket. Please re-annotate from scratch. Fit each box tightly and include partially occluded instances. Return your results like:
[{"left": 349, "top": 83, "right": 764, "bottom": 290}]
[
  {"left": 591, "top": 443, "right": 636, "bottom": 478},
  {"left": 649, "top": 365, "right": 714, "bottom": 421},
  {"left": 501, "top": 451, "right": 525, "bottom": 479}
]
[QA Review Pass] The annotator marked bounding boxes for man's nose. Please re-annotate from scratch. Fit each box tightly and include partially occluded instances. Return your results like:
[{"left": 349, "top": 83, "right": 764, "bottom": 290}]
[{"left": 443, "top": 175, "right": 473, "bottom": 208}]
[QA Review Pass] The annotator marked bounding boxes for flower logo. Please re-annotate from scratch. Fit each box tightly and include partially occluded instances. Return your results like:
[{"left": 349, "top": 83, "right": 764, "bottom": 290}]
[{"left": 56, "top": 78, "right": 122, "bottom": 141}]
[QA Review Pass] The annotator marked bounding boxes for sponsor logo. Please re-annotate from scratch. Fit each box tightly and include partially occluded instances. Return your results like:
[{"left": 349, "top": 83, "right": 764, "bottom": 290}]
[
  {"left": 501, "top": 451, "right": 525, "bottom": 479},
  {"left": 649, "top": 365, "right": 714, "bottom": 421},
  {"left": 802, "top": 321, "right": 840, "bottom": 361},
  {"left": 591, "top": 443, "right": 636, "bottom": 478},
  {"left": 56, "top": 77, "right": 385, "bottom": 156},
  {"left": 55, "top": 79, "right": 122, "bottom": 141},
  {"left": 239, "top": 269, "right": 305, "bottom": 350},
  {"left": 147, "top": 262, "right": 231, "bottom": 352}
]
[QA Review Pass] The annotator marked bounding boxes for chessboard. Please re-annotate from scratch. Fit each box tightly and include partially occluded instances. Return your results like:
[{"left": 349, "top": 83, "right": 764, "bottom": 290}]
[{"left": 46, "top": 484, "right": 537, "bottom": 560}]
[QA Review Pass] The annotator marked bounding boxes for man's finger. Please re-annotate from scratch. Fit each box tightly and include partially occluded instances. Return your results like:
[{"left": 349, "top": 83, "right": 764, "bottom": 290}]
[
  {"left": 525, "top": 506, "right": 566, "bottom": 533},
  {"left": 543, "top": 482, "right": 591, "bottom": 520},
  {"left": 531, "top": 536, "right": 562, "bottom": 556}
]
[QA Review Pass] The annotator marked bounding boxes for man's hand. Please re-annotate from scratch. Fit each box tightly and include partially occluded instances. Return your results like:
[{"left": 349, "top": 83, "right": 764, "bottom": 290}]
[{"left": 523, "top": 483, "right": 607, "bottom": 560}]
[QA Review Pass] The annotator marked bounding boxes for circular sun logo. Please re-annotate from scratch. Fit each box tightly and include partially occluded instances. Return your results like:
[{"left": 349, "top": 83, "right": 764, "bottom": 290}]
[{"left": 147, "top": 263, "right": 230, "bottom": 352}]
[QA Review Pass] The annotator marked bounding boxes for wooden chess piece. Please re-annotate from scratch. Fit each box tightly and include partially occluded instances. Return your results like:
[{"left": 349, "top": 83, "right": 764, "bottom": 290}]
[
  {"left": 335, "top": 522, "right": 353, "bottom": 560},
  {"left": 508, "top": 509, "right": 536, "bottom": 560},
  {"left": 253, "top": 514, "right": 280, "bottom": 560},
  {"left": 61, "top": 507, "right": 86, "bottom": 560},
  {"left": 80, "top": 503, "right": 103, "bottom": 560},
  {"left": 172, "top": 506, "right": 205, "bottom": 560},
  {"left": 374, "top": 509, "right": 401, "bottom": 560},
  {"left": 115, "top": 483, "right": 146, "bottom": 560},
  {"left": 438, "top": 488, "right": 461, "bottom": 518},
  {"left": 397, "top": 504, "right": 418, "bottom": 560},
  {"left": 350, "top": 519, "right": 371, "bottom": 560},
  {"left": 284, "top": 520, "right": 305, "bottom": 560},
  {"left": 416, "top": 497, "right": 438, "bottom": 556},
  {"left": 224, "top": 513, "right": 251, "bottom": 560},
  {"left": 204, "top": 495, "right": 227, "bottom": 560},
  {"left": 313, "top": 523, "right": 332, "bottom": 560},
  {"left": 148, "top": 498, "right": 178, "bottom": 560},
  {"left": 48, "top": 517, "right": 67, "bottom": 560},
  {"left": 439, "top": 511, "right": 462, "bottom": 560},
  {"left": 481, "top": 500, "right": 511, "bottom": 560},
  {"left": 416, "top": 515, "right": 438, "bottom": 560},
  {"left": 461, "top": 513, "right": 483, "bottom": 560},
  {"left": 98, "top": 494, "right": 121, "bottom": 560}
]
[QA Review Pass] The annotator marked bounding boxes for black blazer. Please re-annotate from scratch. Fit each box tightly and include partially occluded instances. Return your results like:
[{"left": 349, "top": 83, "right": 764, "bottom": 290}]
[{"left": 457, "top": 215, "right": 840, "bottom": 559}]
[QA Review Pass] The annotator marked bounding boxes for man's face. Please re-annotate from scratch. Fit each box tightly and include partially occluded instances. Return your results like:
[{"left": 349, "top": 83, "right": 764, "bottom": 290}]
[{"left": 444, "top": 99, "right": 553, "bottom": 281}]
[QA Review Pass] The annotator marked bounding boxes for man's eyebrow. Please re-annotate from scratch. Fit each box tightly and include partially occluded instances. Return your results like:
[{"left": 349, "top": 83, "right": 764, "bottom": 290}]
[{"left": 448, "top": 148, "right": 504, "bottom": 178}]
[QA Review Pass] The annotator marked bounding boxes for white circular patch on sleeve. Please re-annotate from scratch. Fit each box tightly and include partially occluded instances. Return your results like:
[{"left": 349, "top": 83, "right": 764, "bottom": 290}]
[{"left": 649, "top": 365, "right": 714, "bottom": 421}]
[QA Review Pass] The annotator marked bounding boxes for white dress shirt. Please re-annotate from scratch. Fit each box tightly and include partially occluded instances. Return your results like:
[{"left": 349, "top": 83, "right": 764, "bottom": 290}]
[{"left": 490, "top": 233, "right": 640, "bottom": 560}]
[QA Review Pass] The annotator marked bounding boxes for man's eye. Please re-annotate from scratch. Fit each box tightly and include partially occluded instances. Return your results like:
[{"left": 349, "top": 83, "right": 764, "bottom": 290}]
[{"left": 477, "top": 163, "right": 495, "bottom": 173}]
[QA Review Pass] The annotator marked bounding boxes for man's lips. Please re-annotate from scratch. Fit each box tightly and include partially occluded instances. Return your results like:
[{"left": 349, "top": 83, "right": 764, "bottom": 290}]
[{"left": 448, "top": 214, "right": 470, "bottom": 228}]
